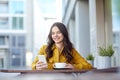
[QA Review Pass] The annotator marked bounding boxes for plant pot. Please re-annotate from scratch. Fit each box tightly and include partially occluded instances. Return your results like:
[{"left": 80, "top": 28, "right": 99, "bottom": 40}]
[
  {"left": 97, "top": 56, "right": 111, "bottom": 69},
  {"left": 87, "top": 60, "right": 94, "bottom": 66}
]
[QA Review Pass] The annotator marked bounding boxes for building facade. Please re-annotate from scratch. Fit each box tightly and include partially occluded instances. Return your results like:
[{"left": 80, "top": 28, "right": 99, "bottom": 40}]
[
  {"left": 62, "top": 0, "right": 120, "bottom": 68},
  {"left": 0, "top": 0, "right": 62, "bottom": 69},
  {"left": 0, "top": 0, "right": 33, "bottom": 69}
]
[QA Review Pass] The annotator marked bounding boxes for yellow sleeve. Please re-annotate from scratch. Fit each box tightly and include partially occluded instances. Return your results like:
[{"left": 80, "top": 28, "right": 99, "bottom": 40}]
[
  {"left": 71, "top": 49, "right": 92, "bottom": 69},
  {"left": 31, "top": 45, "right": 47, "bottom": 70},
  {"left": 38, "top": 45, "right": 47, "bottom": 55},
  {"left": 31, "top": 56, "right": 38, "bottom": 70}
]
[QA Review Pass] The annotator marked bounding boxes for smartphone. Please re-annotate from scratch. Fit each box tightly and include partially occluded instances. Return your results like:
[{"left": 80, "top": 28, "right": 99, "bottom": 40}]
[{"left": 38, "top": 55, "right": 47, "bottom": 63}]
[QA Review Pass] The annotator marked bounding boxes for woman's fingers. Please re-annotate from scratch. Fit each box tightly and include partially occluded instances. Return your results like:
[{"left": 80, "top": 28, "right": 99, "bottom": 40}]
[
  {"left": 65, "top": 64, "right": 74, "bottom": 69},
  {"left": 36, "top": 61, "right": 47, "bottom": 70}
]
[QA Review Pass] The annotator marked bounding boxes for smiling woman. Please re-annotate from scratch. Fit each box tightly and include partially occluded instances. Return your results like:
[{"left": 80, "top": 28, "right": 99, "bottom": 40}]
[
  {"left": 31, "top": 22, "right": 92, "bottom": 70},
  {"left": 51, "top": 26, "right": 64, "bottom": 44}
]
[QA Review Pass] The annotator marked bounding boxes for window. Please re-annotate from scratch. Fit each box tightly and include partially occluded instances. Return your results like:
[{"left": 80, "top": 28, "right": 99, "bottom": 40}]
[
  {"left": 10, "top": 1, "right": 24, "bottom": 14},
  {"left": 17, "top": 36, "right": 25, "bottom": 47},
  {"left": 12, "top": 58, "right": 20, "bottom": 66},
  {"left": 12, "top": 17, "right": 23, "bottom": 30},
  {"left": 11, "top": 35, "right": 25, "bottom": 47},
  {"left": 0, "top": 36, "right": 5, "bottom": 45},
  {"left": 11, "top": 48, "right": 20, "bottom": 56},
  {"left": 11, "top": 36, "right": 16, "bottom": 47},
  {"left": 10, "top": 35, "right": 26, "bottom": 67},
  {"left": 0, "top": 2, "right": 8, "bottom": 13},
  {"left": 112, "top": 0, "right": 120, "bottom": 31},
  {"left": 0, "top": 17, "right": 9, "bottom": 29}
]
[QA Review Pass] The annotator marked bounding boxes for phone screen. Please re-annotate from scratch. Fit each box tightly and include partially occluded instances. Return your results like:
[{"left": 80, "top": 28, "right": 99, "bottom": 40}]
[{"left": 38, "top": 55, "right": 47, "bottom": 63}]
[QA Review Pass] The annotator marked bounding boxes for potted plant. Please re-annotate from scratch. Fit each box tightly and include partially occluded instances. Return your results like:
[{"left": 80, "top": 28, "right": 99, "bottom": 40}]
[
  {"left": 98, "top": 45, "right": 114, "bottom": 57},
  {"left": 97, "top": 45, "right": 114, "bottom": 69},
  {"left": 86, "top": 54, "right": 94, "bottom": 66}
]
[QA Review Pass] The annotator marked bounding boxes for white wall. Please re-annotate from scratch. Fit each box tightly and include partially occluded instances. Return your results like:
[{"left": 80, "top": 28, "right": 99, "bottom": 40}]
[{"left": 33, "top": 0, "right": 62, "bottom": 58}]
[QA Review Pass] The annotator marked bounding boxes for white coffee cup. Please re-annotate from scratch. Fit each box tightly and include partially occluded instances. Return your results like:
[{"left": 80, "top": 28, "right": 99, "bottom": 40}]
[
  {"left": 38, "top": 55, "right": 47, "bottom": 63},
  {"left": 53, "top": 62, "right": 66, "bottom": 68}
]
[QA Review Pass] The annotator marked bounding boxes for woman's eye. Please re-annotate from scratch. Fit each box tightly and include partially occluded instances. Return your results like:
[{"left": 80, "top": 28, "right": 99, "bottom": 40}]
[
  {"left": 57, "top": 31, "right": 61, "bottom": 34},
  {"left": 52, "top": 32, "right": 55, "bottom": 35},
  {"left": 52, "top": 31, "right": 61, "bottom": 35}
]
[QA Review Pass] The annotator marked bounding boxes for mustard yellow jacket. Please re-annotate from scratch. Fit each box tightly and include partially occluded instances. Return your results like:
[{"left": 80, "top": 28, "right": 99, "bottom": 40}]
[{"left": 31, "top": 45, "right": 92, "bottom": 70}]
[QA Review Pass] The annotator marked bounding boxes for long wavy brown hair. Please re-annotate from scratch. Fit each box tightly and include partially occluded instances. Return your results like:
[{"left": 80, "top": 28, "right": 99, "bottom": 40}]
[{"left": 46, "top": 22, "right": 73, "bottom": 63}]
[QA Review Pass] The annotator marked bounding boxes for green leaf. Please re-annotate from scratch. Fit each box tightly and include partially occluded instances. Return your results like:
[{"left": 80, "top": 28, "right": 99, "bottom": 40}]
[{"left": 98, "top": 45, "right": 114, "bottom": 57}]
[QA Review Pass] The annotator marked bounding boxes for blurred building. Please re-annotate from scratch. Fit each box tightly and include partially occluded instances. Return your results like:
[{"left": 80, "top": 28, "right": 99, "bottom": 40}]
[
  {"left": 0, "top": 0, "right": 62, "bottom": 69},
  {"left": 62, "top": 0, "right": 120, "bottom": 68},
  {"left": 0, "top": 0, "right": 33, "bottom": 69},
  {"left": 113, "top": 31, "right": 120, "bottom": 66}
]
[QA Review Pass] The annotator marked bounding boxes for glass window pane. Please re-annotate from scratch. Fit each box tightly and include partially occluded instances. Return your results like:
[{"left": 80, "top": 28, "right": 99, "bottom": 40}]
[
  {"left": 12, "top": 58, "right": 20, "bottom": 66},
  {"left": 12, "top": 17, "right": 17, "bottom": 29},
  {"left": 11, "top": 36, "right": 16, "bottom": 47},
  {"left": 10, "top": 1, "right": 24, "bottom": 14},
  {"left": 21, "top": 49, "right": 26, "bottom": 65},
  {"left": 0, "top": 2, "right": 8, "bottom": 13},
  {"left": 17, "top": 36, "right": 25, "bottom": 47},
  {"left": 0, "top": 36, "right": 5, "bottom": 45},
  {"left": 19, "top": 17, "right": 23, "bottom": 29},
  {"left": 0, "top": 17, "right": 9, "bottom": 29},
  {"left": 112, "top": 0, "right": 120, "bottom": 31},
  {"left": 12, "top": 17, "right": 23, "bottom": 30},
  {"left": 11, "top": 48, "right": 20, "bottom": 56}
]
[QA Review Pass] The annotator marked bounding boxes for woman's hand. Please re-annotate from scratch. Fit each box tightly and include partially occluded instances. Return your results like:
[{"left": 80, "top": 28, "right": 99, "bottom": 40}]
[
  {"left": 65, "top": 63, "right": 74, "bottom": 69},
  {"left": 35, "top": 61, "right": 48, "bottom": 70}
]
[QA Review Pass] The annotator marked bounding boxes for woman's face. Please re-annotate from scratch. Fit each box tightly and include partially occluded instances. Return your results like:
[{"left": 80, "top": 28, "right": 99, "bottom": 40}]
[{"left": 51, "top": 26, "right": 64, "bottom": 44}]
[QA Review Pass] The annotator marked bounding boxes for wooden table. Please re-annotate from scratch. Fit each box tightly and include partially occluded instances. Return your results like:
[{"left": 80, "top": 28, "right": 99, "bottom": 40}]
[
  {"left": 0, "top": 67, "right": 120, "bottom": 80},
  {"left": 0, "top": 69, "right": 90, "bottom": 80},
  {"left": 0, "top": 69, "right": 90, "bottom": 73},
  {"left": 79, "top": 67, "right": 120, "bottom": 80}
]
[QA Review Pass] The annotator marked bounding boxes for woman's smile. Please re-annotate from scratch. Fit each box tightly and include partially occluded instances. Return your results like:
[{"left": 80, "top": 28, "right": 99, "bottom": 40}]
[{"left": 52, "top": 26, "right": 64, "bottom": 43}]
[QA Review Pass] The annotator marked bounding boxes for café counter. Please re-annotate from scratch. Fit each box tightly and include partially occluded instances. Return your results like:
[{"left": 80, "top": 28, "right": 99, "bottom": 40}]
[{"left": 0, "top": 67, "right": 120, "bottom": 80}]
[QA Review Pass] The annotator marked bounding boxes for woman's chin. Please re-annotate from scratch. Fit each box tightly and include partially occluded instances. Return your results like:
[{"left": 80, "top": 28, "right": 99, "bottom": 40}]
[
  {"left": 55, "top": 41, "right": 63, "bottom": 44},
  {"left": 55, "top": 42, "right": 60, "bottom": 44}
]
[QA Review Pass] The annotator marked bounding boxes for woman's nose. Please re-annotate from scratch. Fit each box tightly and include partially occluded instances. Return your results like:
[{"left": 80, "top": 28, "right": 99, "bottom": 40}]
[{"left": 54, "top": 33, "right": 58, "bottom": 37}]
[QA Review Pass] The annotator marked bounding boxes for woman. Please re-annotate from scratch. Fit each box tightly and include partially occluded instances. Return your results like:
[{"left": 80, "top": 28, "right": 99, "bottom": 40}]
[{"left": 31, "top": 22, "right": 92, "bottom": 70}]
